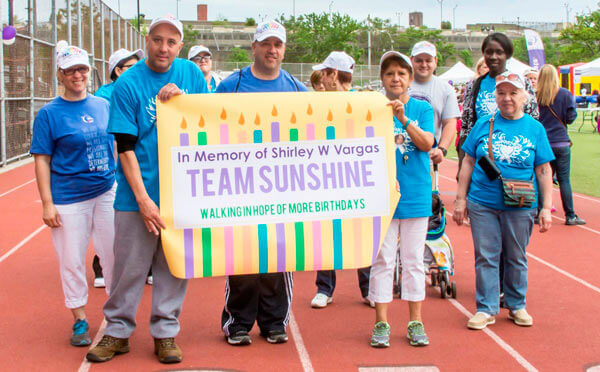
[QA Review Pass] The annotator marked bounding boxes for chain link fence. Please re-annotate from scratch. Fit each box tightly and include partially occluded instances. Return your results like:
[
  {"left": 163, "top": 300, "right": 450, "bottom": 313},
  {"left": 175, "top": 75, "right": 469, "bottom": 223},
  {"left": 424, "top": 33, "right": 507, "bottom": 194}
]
[{"left": 1, "top": 0, "right": 145, "bottom": 166}]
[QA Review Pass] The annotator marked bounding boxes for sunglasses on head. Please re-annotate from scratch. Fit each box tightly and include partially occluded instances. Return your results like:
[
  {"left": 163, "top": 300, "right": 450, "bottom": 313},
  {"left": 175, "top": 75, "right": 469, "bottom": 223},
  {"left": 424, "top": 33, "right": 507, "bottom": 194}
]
[
  {"left": 495, "top": 73, "right": 522, "bottom": 84},
  {"left": 61, "top": 66, "right": 90, "bottom": 76}
]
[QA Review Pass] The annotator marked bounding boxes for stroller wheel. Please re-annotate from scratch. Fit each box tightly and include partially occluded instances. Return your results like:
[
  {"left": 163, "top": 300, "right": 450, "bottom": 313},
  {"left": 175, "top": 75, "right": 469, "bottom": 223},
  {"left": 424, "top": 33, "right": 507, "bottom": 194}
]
[
  {"left": 440, "top": 280, "right": 448, "bottom": 299},
  {"left": 443, "top": 271, "right": 450, "bottom": 285},
  {"left": 446, "top": 281, "right": 453, "bottom": 297},
  {"left": 430, "top": 271, "right": 437, "bottom": 286},
  {"left": 451, "top": 281, "right": 457, "bottom": 299}
]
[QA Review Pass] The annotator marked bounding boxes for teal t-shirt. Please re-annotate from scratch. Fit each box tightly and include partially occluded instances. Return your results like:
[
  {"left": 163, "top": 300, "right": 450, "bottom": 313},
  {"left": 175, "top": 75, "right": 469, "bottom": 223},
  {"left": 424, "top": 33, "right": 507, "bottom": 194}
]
[
  {"left": 462, "top": 112, "right": 555, "bottom": 210},
  {"left": 108, "top": 58, "right": 208, "bottom": 211},
  {"left": 475, "top": 74, "right": 497, "bottom": 118},
  {"left": 392, "top": 97, "right": 434, "bottom": 219},
  {"left": 95, "top": 82, "right": 115, "bottom": 102}
]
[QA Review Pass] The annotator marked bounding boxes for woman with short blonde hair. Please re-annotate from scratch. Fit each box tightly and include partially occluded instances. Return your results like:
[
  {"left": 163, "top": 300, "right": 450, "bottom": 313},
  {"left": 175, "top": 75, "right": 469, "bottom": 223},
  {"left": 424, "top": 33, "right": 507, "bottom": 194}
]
[
  {"left": 535, "top": 64, "right": 585, "bottom": 225},
  {"left": 474, "top": 57, "right": 489, "bottom": 78}
]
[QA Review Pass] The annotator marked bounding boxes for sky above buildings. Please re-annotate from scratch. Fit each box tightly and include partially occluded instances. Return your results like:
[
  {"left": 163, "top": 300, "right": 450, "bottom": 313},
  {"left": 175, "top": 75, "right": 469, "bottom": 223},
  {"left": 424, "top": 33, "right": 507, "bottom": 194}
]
[{"left": 103, "top": 0, "right": 596, "bottom": 28}]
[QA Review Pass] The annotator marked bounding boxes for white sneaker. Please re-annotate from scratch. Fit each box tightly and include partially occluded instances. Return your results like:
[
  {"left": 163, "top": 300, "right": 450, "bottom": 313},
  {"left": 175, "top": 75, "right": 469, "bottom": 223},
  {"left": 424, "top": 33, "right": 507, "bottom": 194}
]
[
  {"left": 363, "top": 296, "right": 375, "bottom": 308},
  {"left": 311, "top": 293, "right": 332, "bottom": 308},
  {"left": 93, "top": 277, "right": 105, "bottom": 288},
  {"left": 146, "top": 276, "right": 153, "bottom": 285}
]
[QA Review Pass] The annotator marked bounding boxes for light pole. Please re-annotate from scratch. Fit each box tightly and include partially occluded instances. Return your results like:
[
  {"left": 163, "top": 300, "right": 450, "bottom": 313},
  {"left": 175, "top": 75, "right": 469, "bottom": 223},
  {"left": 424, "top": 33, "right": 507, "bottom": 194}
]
[
  {"left": 453, "top": 4, "right": 458, "bottom": 30},
  {"left": 395, "top": 12, "right": 403, "bottom": 27},
  {"left": 293, "top": 0, "right": 296, "bottom": 18},
  {"left": 137, "top": 0, "right": 140, "bottom": 32},
  {"left": 437, "top": 0, "right": 444, "bottom": 29},
  {"left": 329, "top": 1, "right": 334, "bottom": 15}
]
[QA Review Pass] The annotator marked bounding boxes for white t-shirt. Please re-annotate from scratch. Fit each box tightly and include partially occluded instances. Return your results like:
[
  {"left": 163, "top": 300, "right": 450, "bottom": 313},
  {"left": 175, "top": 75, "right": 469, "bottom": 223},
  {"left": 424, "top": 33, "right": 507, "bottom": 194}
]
[{"left": 408, "top": 75, "right": 460, "bottom": 142}]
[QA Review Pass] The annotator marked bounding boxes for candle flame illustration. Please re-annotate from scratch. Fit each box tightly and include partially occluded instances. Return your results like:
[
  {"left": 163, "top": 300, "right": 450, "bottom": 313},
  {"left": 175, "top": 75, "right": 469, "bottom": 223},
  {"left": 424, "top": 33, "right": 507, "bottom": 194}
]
[
  {"left": 238, "top": 113, "right": 245, "bottom": 125},
  {"left": 346, "top": 103, "right": 352, "bottom": 114},
  {"left": 307, "top": 104, "right": 313, "bottom": 115},
  {"left": 327, "top": 109, "right": 333, "bottom": 122},
  {"left": 272, "top": 105, "right": 278, "bottom": 116},
  {"left": 220, "top": 108, "right": 227, "bottom": 120},
  {"left": 254, "top": 113, "right": 261, "bottom": 125},
  {"left": 366, "top": 110, "right": 372, "bottom": 122},
  {"left": 198, "top": 115, "right": 205, "bottom": 128},
  {"left": 290, "top": 112, "right": 296, "bottom": 124},
  {"left": 180, "top": 117, "right": 187, "bottom": 129}
]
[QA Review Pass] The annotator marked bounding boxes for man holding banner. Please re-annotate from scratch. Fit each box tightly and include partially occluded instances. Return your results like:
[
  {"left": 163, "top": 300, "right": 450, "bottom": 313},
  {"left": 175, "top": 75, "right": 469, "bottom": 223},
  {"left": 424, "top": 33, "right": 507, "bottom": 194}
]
[
  {"left": 86, "top": 15, "right": 208, "bottom": 364},
  {"left": 216, "top": 20, "right": 307, "bottom": 346}
]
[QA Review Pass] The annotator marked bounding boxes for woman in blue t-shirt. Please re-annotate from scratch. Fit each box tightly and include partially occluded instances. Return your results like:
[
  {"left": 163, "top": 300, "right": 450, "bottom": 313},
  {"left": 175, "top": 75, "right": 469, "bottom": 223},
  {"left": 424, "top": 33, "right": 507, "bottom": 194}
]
[
  {"left": 368, "top": 51, "right": 435, "bottom": 348},
  {"left": 454, "top": 71, "right": 554, "bottom": 330},
  {"left": 30, "top": 44, "right": 115, "bottom": 347}
]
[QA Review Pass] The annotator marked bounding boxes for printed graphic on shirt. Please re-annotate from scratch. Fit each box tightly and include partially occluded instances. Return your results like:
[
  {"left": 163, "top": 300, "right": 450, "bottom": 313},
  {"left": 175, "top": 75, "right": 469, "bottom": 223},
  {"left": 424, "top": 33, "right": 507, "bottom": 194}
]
[
  {"left": 82, "top": 125, "right": 111, "bottom": 172},
  {"left": 408, "top": 91, "right": 432, "bottom": 105},
  {"left": 81, "top": 115, "right": 94, "bottom": 124},
  {"left": 476, "top": 90, "right": 497, "bottom": 116},
  {"left": 483, "top": 133, "right": 533, "bottom": 165},
  {"left": 145, "top": 89, "right": 190, "bottom": 125},
  {"left": 394, "top": 122, "right": 417, "bottom": 154}
]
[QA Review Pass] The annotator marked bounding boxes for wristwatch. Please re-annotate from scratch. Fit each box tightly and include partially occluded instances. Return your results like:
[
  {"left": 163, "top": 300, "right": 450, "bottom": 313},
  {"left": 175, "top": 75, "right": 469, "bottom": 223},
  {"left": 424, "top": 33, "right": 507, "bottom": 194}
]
[{"left": 438, "top": 146, "right": 447, "bottom": 157}]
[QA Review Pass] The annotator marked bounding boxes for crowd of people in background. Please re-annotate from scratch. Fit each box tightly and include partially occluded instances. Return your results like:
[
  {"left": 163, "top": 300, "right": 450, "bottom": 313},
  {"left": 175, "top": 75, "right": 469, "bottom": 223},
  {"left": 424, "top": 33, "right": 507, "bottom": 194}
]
[{"left": 30, "top": 13, "right": 587, "bottom": 365}]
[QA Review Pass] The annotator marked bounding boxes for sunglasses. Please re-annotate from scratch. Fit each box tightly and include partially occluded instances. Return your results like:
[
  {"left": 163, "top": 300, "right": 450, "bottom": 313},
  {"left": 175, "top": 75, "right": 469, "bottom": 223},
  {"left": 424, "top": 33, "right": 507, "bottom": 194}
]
[
  {"left": 61, "top": 66, "right": 90, "bottom": 76},
  {"left": 192, "top": 55, "right": 211, "bottom": 63},
  {"left": 495, "top": 73, "right": 522, "bottom": 84}
]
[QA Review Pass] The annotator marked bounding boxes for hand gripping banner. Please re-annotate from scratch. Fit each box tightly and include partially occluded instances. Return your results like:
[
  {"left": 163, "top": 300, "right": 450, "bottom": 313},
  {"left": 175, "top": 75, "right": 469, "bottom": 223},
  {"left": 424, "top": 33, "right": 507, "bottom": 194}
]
[{"left": 157, "top": 91, "right": 398, "bottom": 278}]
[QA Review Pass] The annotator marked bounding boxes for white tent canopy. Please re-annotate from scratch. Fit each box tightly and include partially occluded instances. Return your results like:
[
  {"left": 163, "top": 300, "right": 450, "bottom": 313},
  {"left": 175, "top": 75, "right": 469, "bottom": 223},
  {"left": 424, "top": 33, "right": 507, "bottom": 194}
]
[
  {"left": 574, "top": 58, "right": 600, "bottom": 76},
  {"left": 438, "top": 61, "right": 475, "bottom": 84},
  {"left": 506, "top": 57, "right": 531, "bottom": 75}
]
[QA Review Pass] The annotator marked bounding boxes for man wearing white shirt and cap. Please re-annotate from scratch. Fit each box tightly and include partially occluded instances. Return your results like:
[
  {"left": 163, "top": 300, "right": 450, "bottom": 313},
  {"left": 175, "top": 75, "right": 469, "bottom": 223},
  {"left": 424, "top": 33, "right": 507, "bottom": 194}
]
[
  {"left": 188, "top": 45, "right": 221, "bottom": 93},
  {"left": 408, "top": 41, "right": 460, "bottom": 165},
  {"left": 95, "top": 48, "right": 144, "bottom": 102},
  {"left": 86, "top": 14, "right": 208, "bottom": 364}
]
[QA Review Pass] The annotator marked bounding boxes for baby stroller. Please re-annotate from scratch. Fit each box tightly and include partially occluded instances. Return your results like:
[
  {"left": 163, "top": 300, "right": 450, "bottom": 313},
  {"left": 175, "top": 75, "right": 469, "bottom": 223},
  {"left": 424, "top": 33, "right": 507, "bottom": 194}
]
[{"left": 393, "top": 165, "right": 457, "bottom": 299}]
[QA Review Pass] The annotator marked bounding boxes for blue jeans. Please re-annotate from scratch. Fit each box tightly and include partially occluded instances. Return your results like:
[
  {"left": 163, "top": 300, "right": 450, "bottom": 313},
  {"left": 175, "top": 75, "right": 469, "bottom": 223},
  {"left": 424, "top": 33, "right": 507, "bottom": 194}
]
[
  {"left": 539, "top": 146, "right": 575, "bottom": 218},
  {"left": 468, "top": 200, "right": 535, "bottom": 315}
]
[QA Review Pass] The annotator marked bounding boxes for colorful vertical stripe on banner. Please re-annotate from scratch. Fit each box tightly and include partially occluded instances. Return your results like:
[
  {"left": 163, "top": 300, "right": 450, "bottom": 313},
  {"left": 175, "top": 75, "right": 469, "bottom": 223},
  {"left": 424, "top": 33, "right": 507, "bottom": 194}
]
[
  {"left": 326, "top": 126, "right": 343, "bottom": 270},
  {"left": 180, "top": 132, "right": 195, "bottom": 278},
  {"left": 220, "top": 124, "right": 235, "bottom": 276},
  {"left": 305, "top": 122, "right": 322, "bottom": 270},
  {"left": 366, "top": 126, "right": 381, "bottom": 264},
  {"left": 198, "top": 131, "right": 212, "bottom": 277},
  {"left": 254, "top": 129, "right": 269, "bottom": 274},
  {"left": 271, "top": 121, "right": 286, "bottom": 272},
  {"left": 289, "top": 128, "right": 305, "bottom": 271}
]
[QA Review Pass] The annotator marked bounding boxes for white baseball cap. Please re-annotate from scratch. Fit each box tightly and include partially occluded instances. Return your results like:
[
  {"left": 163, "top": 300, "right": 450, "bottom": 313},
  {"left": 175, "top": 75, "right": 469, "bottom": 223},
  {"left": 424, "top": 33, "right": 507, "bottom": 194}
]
[
  {"left": 495, "top": 71, "right": 525, "bottom": 90},
  {"left": 149, "top": 14, "right": 184, "bottom": 40},
  {"left": 108, "top": 48, "right": 144, "bottom": 76},
  {"left": 411, "top": 41, "right": 437, "bottom": 58},
  {"left": 56, "top": 43, "right": 90, "bottom": 70},
  {"left": 188, "top": 45, "right": 212, "bottom": 60},
  {"left": 253, "top": 20, "right": 286, "bottom": 43},
  {"left": 312, "top": 51, "right": 355, "bottom": 74},
  {"left": 379, "top": 51, "right": 413, "bottom": 71}
]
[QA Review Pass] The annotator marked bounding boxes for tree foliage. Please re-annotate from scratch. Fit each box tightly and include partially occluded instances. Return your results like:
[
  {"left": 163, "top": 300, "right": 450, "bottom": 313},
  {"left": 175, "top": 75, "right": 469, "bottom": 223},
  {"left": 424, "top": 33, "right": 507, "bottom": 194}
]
[
  {"left": 559, "top": 10, "right": 600, "bottom": 64},
  {"left": 245, "top": 18, "right": 256, "bottom": 26},
  {"left": 393, "top": 27, "right": 456, "bottom": 66},
  {"left": 227, "top": 47, "right": 251, "bottom": 62},
  {"left": 181, "top": 24, "right": 199, "bottom": 59},
  {"left": 441, "top": 21, "right": 451, "bottom": 30},
  {"left": 459, "top": 49, "right": 473, "bottom": 67},
  {"left": 512, "top": 36, "right": 560, "bottom": 67}
]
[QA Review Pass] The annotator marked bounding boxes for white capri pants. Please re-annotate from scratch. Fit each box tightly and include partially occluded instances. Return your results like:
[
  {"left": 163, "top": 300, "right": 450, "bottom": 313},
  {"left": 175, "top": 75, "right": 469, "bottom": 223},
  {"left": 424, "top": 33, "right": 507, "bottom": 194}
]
[
  {"left": 51, "top": 185, "right": 115, "bottom": 309},
  {"left": 369, "top": 217, "right": 428, "bottom": 303}
]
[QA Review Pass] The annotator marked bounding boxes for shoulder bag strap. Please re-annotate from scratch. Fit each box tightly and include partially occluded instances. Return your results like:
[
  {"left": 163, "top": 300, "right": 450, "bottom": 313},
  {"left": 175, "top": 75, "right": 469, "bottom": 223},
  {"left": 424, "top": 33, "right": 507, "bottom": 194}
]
[
  {"left": 488, "top": 114, "right": 495, "bottom": 162},
  {"left": 548, "top": 106, "right": 566, "bottom": 128}
]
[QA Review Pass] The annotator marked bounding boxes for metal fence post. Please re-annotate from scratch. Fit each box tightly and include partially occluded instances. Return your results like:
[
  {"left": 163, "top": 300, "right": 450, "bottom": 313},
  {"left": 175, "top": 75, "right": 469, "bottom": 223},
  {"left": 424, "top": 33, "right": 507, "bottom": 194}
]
[
  {"left": 0, "top": 2, "right": 5, "bottom": 166},
  {"left": 52, "top": 0, "right": 57, "bottom": 97},
  {"left": 68, "top": 0, "right": 72, "bottom": 44},
  {"left": 29, "top": 0, "right": 35, "bottom": 134},
  {"left": 77, "top": 0, "right": 82, "bottom": 47},
  {"left": 117, "top": 14, "right": 120, "bottom": 49},
  {"left": 101, "top": 3, "right": 105, "bottom": 83}
]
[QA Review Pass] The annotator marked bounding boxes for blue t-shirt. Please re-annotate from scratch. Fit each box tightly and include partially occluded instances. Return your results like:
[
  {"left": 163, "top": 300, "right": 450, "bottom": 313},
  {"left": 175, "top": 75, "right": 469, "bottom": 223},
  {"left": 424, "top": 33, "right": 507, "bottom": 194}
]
[
  {"left": 30, "top": 95, "right": 115, "bottom": 204},
  {"left": 95, "top": 82, "right": 115, "bottom": 102},
  {"left": 208, "top": 76, "right": 217, "bottom": 93},
  {"left": 462, "top": 113, "right": 555, "bottom": 210},
  {"left": 393, "top": 97, "right": 434, "bottom": 219},
  {"left": 108, "top": 58, "right": 208, "bottom": 211},
  {"left": 216, "top": 66, "right": 307, "bottom": 93},
  {"left": 475, "top": 75, "right": 497, "bottom": 118}
]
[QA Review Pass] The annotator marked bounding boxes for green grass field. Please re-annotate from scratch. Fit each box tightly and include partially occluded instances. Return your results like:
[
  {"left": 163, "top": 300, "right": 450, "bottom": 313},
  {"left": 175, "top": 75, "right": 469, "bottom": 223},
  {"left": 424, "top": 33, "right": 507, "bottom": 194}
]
[{"left": 448, "top": 110, "right": 600, "bottom": 197}]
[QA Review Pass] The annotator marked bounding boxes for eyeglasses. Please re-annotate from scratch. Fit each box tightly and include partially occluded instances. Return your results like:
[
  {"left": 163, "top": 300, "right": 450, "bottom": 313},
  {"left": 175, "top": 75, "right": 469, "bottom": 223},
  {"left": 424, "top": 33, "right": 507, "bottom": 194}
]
[
  {"left": 61, "top": 66, "right": 90, "bottom": 76},
  {"left": 120, "top": 63, "right": 136, "bottom": 70},
  {"left": 495, "top": 73, "right": 522, "bottom": 84},
  {"left": 192, "top": 55, "right": 211, "bottom": 63}
]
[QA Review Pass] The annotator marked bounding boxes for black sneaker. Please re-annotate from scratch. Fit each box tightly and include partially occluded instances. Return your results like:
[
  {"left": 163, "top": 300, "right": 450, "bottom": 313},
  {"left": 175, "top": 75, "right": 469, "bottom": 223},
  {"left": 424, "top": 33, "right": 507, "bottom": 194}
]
[
  {"left": 227, "top": 331, "right": 251, "bottom": 346},
  {"left": 565, "top": 215, "right": 586, "bottom": 225},
  {"left": 265, "top": 330, "right": 288, "bottom": 344}
]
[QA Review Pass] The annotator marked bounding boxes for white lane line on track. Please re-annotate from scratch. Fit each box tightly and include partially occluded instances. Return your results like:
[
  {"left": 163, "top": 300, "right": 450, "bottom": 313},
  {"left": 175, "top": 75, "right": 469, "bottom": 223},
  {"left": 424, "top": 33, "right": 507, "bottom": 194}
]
[
  {"left": 446, "top": 297, "right": 538, "bottom": 372},
  {"left": 0, "top": 178, "right": 35, "bottom": 198},
  {"left": 438, "top": 173, "right": 600, "bottom": 235},
  {"left": 0, "top": 224, "right": 46, "bottom": 263},
  {"left": 78, "top": 318, "right": 107, "bottom": 372},
  {"left": 289, "top": 311, "right": 314, "bottom": 372},
  {"left": 526, "top": 253, "right": 600, "bottom": 295}
]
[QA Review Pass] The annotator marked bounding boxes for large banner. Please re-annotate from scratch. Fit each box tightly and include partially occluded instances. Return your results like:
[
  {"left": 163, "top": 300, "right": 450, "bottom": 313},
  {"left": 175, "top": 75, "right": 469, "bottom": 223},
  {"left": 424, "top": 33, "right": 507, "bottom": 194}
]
[
  {"left": 524, "top": 29, "right": 545, "bottom": 70},
  {"left": 157, "top": 91, "right": 398, "bottom": 279}
]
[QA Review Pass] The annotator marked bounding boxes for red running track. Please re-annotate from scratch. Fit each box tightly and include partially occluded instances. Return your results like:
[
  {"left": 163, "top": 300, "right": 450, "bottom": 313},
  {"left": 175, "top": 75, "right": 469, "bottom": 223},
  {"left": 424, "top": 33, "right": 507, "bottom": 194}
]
[{"left": 1, "top": 160, "right": 600, "bottom": 371}]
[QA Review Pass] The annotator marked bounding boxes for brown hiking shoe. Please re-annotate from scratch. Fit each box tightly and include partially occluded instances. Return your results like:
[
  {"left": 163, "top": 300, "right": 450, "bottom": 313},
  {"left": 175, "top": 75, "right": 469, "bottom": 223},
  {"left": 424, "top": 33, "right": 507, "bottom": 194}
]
[
  {"left": 86, "top": 335, "right": 129, "bottom": 362},
  {"left": 154, "top": 338, "right": 182, "bottom": 364}
]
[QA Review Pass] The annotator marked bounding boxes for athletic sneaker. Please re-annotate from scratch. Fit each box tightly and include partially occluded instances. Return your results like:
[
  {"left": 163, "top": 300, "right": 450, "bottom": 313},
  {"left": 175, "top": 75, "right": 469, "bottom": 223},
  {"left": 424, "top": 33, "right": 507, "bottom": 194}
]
[
  {"left": 227, "top": 331, "right": 251, "bottom": 346},
  {"left": 70, "top": 319, "right": 91, "bottom": 346},
  {"left": 265, "top": 330, "right": 288, "bottom": 344},
  {"left": 406, "top": 321, "right": 429, "bottom": 346},
  {"left": 565, "top": 215, "right": 586, "bottom": 226},
  {"left": 362, "top": 296, "right": 375, "bottom": 308},
  {"left": 311, "top": 293, "right": 332, "bottom": 308},
  {"left": 154, "top": 337, "right": 182, "bottom": 363},
  {"left": 86, "top": 335, "right": 130, "bottom": 362},
  {"left": 508, "top": 309, "right": 533, "bottom": 327},
  {"left": 467, "top": 312, "right": 495, "bottom": 330},
  {"left": 370, "top": 321, "right": 390, "bottom": 348},
  {"left": 93, "top": 277, "right": 105, "bottom": 288}
]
